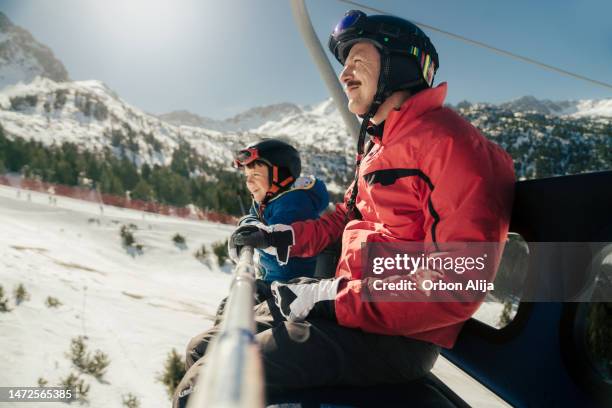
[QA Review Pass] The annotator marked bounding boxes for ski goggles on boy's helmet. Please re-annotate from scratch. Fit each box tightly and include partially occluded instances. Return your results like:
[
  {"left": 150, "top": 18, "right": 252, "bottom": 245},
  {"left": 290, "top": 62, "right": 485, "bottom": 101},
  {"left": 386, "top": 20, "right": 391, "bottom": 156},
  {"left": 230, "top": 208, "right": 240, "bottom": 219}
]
[
  {"left": 233, "top": 147, "right": 267, "bottom": 168},
  {"left": 328, "top": 9, "right": 439, "bottom": 87},
  {"left": 233, "top": 139, "right": 301, "bottom": 179}
]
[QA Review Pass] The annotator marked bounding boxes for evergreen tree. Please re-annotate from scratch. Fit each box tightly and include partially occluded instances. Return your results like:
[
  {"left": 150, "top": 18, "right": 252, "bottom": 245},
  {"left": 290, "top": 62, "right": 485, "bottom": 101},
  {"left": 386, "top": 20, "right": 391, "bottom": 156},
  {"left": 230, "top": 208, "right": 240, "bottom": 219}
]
[
  {"left": 131, "top": 179, "right": 154, "bottom": 201},
  {"left": 100, "top": 166, "right": 124, "bottom": 195},
  {"left": 117, "top": 158, "right": 140, "bottom": 190},
  {"left": 141, "top": 162, "right": 152, "bottom": 180},
  {"left": 157, "top": 349, "right": 186, "bottom": 399}
]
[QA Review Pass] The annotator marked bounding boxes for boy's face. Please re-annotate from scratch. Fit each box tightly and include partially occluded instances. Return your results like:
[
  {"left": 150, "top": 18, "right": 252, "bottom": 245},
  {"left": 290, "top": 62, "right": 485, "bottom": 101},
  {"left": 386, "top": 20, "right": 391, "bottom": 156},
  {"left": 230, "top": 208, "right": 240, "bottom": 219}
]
[{"left": 244, "top": 163, "right": 270, "bottom": 203}]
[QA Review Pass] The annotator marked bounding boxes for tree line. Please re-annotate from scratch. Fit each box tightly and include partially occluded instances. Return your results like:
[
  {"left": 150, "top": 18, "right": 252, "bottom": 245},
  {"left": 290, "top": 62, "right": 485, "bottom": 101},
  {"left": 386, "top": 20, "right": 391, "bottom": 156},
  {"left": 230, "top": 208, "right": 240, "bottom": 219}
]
[{"left": 0, "top": 124, "right": 251, "bottom": 216}]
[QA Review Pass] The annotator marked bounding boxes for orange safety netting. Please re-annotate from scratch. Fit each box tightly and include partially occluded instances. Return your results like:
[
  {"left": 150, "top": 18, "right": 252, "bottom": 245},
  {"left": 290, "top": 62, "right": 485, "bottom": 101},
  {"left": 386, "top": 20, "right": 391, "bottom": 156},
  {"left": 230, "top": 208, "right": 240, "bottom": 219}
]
[{"left": 0, "top": 174, "right": 237, "bottom": 225}]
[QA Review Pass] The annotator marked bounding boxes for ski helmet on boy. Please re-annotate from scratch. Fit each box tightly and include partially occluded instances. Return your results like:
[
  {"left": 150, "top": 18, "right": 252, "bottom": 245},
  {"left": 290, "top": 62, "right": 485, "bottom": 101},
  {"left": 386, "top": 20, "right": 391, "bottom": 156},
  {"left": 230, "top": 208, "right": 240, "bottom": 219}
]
[{"left": 234, "top": 139, "right": 301, "bottom": 195}]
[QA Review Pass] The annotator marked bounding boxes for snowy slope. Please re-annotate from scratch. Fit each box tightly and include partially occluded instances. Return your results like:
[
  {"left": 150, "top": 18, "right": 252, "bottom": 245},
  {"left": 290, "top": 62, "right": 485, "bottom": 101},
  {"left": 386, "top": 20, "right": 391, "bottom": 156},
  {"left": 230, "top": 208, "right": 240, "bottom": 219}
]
[
  {"left": 0, "top": 184, "right": 234, "bottom": 407},
  {"left": 0, "top": 184, "right": 510, "bottom": 407}
]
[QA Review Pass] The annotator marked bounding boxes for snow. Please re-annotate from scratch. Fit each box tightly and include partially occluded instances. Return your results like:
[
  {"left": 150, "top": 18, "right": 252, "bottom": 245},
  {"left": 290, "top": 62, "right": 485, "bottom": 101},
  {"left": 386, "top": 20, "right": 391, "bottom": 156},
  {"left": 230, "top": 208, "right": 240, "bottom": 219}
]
[
  {"left": 0, "top": 77, "right": 356, "bottom": 192},
  {"left": 0, "top": 184, "right": 233, "bottom": 407},
  {"left": 562, "top": 98, "right": 612, "bottom": 118},
  {"left": 0, "top": 29, "right": 67, "bottom": 91},
  {"left": 0, "top": 184, "right": 512, "bottom": 407},
  {"left": 473, "top": 299, "right": 506, "bottom": 328},
  {"left": 0, "top": 77, "right": 239, "bottom": 170}
]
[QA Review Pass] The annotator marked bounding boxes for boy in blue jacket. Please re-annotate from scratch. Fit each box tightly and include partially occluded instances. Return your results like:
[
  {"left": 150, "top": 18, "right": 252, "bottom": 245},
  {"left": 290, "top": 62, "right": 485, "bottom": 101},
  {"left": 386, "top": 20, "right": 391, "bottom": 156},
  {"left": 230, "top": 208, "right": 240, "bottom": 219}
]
[
  {"left": 191, "top": 139, "right": 329, "bottom": 363},
  {"left": 229, "top": 138, "right": 329, "bottom": 282}
]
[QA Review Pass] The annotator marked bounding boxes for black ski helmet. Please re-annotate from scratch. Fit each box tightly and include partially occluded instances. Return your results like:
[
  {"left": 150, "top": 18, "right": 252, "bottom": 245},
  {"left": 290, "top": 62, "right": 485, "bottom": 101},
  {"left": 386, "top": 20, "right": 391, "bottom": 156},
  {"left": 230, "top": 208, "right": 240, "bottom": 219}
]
[
  {"left": 234, "top": 138, "right": 301, "bottom": 196},
  {"left": 329, "top": 10, "right": 439, "bottom": 104}
]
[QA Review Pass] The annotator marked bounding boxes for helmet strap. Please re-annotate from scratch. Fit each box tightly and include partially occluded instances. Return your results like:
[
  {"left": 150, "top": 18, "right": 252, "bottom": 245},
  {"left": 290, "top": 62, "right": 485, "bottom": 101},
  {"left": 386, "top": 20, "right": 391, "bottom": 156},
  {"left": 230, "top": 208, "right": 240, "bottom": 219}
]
[
  {"left": 345, "top": 51, "right": 391, "bottom": 222},
  {"left": 258, "top": 165, "right": 294, "bottom": 219}
]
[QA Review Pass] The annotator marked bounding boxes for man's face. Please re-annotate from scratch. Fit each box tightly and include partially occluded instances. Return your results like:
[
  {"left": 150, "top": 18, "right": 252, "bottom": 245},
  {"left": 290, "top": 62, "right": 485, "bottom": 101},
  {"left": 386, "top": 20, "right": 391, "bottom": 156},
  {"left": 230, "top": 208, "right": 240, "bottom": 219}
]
[
  {"left": 339, "top": 42, "right": 381, "bottom": 115},
  {"left": 244, "top": 162, "right": 270, "bottom": 203}
]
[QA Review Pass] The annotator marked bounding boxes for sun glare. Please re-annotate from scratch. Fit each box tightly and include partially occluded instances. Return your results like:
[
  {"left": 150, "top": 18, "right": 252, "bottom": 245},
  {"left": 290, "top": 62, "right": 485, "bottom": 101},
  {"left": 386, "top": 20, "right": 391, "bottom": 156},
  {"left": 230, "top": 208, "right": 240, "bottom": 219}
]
[{"left": 90, "top": 0, "right": 187, "bottom": 48}]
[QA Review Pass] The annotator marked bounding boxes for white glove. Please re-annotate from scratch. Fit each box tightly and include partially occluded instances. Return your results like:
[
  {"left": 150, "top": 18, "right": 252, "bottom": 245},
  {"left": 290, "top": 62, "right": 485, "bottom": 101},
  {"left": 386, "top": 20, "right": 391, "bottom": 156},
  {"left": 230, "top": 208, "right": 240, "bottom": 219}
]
[{"left": 271, "top": 277, "right": 345, "bottom": 321}]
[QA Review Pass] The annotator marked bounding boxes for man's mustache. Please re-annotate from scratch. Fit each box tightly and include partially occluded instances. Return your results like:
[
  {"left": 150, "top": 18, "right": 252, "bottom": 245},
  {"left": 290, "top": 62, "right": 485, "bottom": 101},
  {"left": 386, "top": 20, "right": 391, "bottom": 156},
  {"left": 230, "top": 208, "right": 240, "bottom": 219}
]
[{"left": 344, "top": 80, "right": 361, "bottom": 89}]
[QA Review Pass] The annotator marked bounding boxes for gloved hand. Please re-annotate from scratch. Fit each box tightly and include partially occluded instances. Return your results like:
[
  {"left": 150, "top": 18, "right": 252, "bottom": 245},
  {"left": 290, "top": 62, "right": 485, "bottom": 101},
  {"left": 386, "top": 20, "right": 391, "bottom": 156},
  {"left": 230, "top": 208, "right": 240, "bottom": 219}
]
[
  {"left": 271, "top": 277, "right": 345, "bottom": 322},
  {"left": 228, "top": 222, "right": 294, "bottom": 264}
]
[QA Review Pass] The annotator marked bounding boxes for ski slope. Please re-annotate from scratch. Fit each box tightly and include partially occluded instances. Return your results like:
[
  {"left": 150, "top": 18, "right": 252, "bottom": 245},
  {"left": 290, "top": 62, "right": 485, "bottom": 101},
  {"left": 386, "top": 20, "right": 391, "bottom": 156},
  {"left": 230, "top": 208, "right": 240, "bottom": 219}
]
[
  {"left": 0, "top": 185, "right": 508, "bottom": 407},
  {"left": 0, "top": 185, "right": 234, "bottom": 407}
]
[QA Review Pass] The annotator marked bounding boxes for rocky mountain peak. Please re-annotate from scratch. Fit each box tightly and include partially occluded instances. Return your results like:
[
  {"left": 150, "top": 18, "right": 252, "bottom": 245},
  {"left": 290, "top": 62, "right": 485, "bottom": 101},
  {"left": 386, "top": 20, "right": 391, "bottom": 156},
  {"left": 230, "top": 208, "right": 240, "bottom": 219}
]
[{"left": 0, "top": 11, "right": 69, "bottom": 90}]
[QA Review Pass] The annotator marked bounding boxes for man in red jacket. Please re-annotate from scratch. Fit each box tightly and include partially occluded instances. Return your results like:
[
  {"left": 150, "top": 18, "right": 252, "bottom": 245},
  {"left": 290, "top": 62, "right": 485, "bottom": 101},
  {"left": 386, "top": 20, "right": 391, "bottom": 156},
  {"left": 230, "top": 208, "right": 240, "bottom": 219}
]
[{"left": 174, "top": 10, "right": 514, "bottom": 406}]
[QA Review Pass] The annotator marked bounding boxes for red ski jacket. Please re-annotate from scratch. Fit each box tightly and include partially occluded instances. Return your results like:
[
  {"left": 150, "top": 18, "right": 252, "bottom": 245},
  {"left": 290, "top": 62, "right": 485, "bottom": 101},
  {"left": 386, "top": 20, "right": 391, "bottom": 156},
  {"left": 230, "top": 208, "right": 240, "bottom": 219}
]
[{"left": 290, "top": 83, "right": 515, "bottom": 348}]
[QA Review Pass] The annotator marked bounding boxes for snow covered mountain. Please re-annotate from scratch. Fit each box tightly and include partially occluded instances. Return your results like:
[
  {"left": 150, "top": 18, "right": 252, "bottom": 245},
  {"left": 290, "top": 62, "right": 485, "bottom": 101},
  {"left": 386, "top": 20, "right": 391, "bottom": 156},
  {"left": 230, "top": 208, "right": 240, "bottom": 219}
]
[
  {"left": 0, "top": 12, "right": 69, "bottom": 90},
  {"left": 0, "top": 77, "right": 236, "bottom": 169},
  {"left": 0, "top": 9, "right": 609, "bottom": 195},
  {"left": 456, "top": 95, "right": 612, "bottom": 118},
  {"left": 0, "top": 77, "right": 355, "bottom": 190},
  {"left": 2, "top": 73, "right": 611, "bottom": 191},
  {"left": 159, "top": 100, "right": 351, "bottom": 154}
]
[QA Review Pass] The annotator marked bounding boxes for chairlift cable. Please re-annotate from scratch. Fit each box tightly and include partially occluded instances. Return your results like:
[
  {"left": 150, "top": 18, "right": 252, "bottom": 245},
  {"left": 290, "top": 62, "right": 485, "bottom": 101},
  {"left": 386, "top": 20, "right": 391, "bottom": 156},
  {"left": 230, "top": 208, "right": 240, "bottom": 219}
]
[{"left": 339, "top": 0, "right": 612, "bottom": 90}]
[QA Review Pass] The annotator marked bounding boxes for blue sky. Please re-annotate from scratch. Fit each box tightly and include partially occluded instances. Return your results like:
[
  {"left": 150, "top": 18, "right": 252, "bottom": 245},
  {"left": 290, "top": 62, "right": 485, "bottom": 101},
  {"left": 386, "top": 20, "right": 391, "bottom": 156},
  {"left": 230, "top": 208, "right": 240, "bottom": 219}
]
[{"left": 1, "top": 0, "right": 610, "bottom": 119}]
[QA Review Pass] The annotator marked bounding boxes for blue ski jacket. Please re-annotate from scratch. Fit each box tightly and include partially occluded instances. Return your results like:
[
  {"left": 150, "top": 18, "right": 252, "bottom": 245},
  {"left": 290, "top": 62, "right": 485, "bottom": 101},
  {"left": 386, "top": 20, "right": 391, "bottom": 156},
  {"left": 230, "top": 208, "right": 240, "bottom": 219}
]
[{"left": 242, "top": 176, "right": 329, "bottom": 282}]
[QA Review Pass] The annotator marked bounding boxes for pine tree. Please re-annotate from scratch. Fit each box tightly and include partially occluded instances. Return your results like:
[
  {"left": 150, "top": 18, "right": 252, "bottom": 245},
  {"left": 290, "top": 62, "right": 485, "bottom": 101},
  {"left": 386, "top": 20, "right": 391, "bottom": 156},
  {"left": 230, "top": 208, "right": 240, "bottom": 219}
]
[
  {"left": 212, "top": 240, "right": 229, "bottom": 266},
  {"left": 14, "top": 283, "right": 30, "bottom": 305},
  {"left": 157, "top": 349, "right": 186, "bottom": 399},
  {"left": 131, "top": 179, "right": 154, "bottom": 201},
  {"left": 122, "top": 393, "right": 140, "bottom": 408},
  {"left": 0, "top": 285, "right": 11, "bottom": 312}
]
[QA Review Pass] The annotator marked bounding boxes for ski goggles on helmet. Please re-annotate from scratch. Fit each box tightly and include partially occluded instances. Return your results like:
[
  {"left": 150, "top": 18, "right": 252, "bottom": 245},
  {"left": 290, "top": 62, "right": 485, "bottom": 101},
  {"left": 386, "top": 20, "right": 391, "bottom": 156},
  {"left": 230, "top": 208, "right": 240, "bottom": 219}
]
[
  {"left": 329, "top": 10, "right": 372, "bottom": 55},
  {"left": 332, "top": 9, "right": 367, "bottom": 38},
  {"left": 329, "top": 10, "right": 398, "bottom": 64},
  {"left": 233, "top": 147, "right": 274, "bottom": 169},
  {"left": 329, "top": 10, "right": 438, "bottom": 87},
  {"left": 233, "top": 147, "right": 260, "bottom": 167}
]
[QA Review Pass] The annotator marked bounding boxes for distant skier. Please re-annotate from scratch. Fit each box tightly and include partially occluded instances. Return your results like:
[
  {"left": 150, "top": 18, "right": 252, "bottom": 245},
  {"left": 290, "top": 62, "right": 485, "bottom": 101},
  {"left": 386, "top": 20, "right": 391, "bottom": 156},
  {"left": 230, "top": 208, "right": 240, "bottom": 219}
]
[
  {"left": 174, "top": 10, "right": 514, "bottom": 407},
  {"left": 47, "top": 186, "right": 55, "bottom": 205}
]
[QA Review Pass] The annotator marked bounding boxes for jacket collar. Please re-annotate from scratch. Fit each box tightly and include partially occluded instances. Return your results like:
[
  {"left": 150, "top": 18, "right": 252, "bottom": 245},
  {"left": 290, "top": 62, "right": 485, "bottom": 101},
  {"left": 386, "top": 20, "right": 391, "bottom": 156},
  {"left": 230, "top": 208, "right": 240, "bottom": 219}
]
[{"left": 383, "top": 82, "right": 448, "bottom": 139}]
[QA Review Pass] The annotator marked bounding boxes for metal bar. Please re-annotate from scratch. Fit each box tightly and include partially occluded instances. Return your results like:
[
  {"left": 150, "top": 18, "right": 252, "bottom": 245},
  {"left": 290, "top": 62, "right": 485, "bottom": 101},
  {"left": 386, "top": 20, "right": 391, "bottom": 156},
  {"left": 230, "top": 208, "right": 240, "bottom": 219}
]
[
  {"left": 290, "top": 0, "right": 361, "bottom": 142},
  {"left": 187, "top": 246, "right": 264, "bottom": 408}
]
